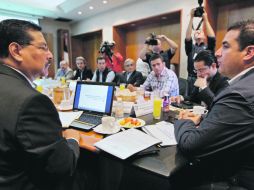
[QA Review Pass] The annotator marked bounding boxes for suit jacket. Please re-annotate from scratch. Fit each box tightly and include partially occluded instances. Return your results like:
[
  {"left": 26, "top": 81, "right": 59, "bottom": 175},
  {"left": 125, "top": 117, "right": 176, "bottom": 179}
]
[
  {"left": 173, "top": 68, "right": 254, "bottom": 189},
  {"left": 119, "top": 70, "right": 143, "bottom": 87},
  {"left": 0, "top": 64, "right": 80, "bottom": 190},
  {"left": 73, "top": 68, "right": 93, "bottom": 80},
  {"left": 187, "top": 71, "right": 228, "bottom": 109}
]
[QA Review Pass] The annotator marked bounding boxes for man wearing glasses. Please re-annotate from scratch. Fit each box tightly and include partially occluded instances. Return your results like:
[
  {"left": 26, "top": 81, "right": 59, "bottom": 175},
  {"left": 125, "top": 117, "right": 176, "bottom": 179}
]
[
  {"left": 172, "top": 50, "right": 228, "bottom": 110},
  {"left": 119, "top": 58, "right": 143, "bottom": 87},
  {"left": 0, "top": 19, "right": 81, "bottom": 190},
  {"left": 173, "top": 20, "right": 254, "bottom": 190}
]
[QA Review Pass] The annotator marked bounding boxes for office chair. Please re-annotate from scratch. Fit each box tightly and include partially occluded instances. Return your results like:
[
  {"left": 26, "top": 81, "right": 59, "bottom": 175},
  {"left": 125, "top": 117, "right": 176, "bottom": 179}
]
[{"left": 178, "top": 77, "right": 188, "bottom": 97}]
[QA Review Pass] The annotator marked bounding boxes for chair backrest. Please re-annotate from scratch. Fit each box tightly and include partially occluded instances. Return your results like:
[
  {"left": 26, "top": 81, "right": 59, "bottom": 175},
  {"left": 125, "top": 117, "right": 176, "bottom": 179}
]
[{"left": 178, "top": 78, "right": 188, "bottom": 97}]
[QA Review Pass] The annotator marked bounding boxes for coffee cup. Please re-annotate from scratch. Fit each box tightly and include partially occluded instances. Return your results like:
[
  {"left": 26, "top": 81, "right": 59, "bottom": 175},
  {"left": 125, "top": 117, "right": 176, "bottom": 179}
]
[
  {"left": 101, "top": 116, "right": 116, "bottom": 131},
  {"left": 193, "top": 106, "right": 208, "bottom": 115}
]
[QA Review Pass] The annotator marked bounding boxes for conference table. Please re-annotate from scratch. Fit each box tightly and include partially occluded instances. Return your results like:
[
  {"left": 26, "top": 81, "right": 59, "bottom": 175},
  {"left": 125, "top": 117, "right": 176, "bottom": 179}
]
[{"left": 75, "top": 110, "right": 189, "bottom": 190}]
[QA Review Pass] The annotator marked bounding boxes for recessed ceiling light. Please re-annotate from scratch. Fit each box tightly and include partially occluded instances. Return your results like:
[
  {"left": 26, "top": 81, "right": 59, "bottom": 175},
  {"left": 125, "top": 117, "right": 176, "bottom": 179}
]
[
  {"left": 89, "top": 6, "right": 94, "bottom": 10},
  {"left": 103, "top": 0, "right": 108, "bottom": 4},
  {"left": 131, "top": 23, "right": 136, "bottom": 26},
  {"left": 161, "top": 16, "right": 167, "bottom": 20},
  {"left": 78, "top": 11, "right": 82, "bottom": 15}
]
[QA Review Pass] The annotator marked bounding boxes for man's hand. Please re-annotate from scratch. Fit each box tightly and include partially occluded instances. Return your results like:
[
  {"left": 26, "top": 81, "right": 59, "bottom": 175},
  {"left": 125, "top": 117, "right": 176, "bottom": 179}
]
[
  {"left": 202, "top": 10, "right": 208, "bottom": 20},
  {"left": 127, "top": 84, "right": 136, "bottom": 92},
  {"left": 194, "top": 77, "right": 207, "bottom": 89},
  {"left": 156, "top": 35, "right": 166, "bottom": 40},
  {"left": 63, "top": 129, "right": 81, "bottom": 144},
  {"left": 190, "top": 8, "right": 195, "bottom": 18},
  {"left": 170, "top": 95, "right": 184, "bottom": 104},
  {"left": 178, "top": 110, "right": 201, "bottom": 125}
]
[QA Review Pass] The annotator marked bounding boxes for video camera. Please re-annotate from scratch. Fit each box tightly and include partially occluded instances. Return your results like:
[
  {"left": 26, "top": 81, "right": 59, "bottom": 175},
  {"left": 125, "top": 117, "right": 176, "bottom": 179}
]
[
  {"left": 145, "top": 33, "right": 158, "bottom": 45},
  {"left": 194, "top": 0, "right": 204, "bottom": 17},
  {"left": 99, "top": 41, "right": 114, "bottom": 62}
]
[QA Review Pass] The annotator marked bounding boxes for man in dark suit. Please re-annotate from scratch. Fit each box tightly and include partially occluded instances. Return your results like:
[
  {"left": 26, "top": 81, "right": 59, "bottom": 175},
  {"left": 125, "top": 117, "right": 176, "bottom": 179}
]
[
  {"left": 173, "top": 20, "right": 254, "bottom": 190},
  {"left": 171, "top": 50, "right": 228, "bottom": 110},
  {"left": 73, "top": 56, "right": 93, "bottom": 80},
  {"left": 0, "top": 19, "right": 80, "bottom": 190},
  {"left": 119, "top": 58, "right": 143, "bottom": 87}
]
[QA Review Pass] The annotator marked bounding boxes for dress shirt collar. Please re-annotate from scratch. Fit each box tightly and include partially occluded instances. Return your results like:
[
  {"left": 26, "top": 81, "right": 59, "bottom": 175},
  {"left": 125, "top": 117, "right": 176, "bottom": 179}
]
[
  {"left": 228, "top": 65, "right": 254, "bottom": 85},
  {"left": 4, "top": 64, "right": 35, "bottom": 88},
  {"left": 153, "top": 67, "right": 167, "bottom": 78}
]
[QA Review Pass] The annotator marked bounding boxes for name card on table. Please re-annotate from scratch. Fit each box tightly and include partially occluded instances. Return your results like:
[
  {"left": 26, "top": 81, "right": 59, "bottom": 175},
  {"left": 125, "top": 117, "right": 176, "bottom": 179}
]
[
  {"left": 112, "top": 101, "right": 135, "bottom": 114},
  {"left": 131, "top": 101, "right": 153, "bottom": 117}
]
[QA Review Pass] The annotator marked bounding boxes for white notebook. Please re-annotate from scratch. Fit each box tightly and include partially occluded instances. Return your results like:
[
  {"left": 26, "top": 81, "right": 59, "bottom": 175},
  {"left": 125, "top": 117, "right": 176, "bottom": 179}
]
[
  {"left": 142, "top": 121, "right": 177, "bottom": 146},
  {"left": 94, "top": 128, "right": 161, "bottom": 159}
]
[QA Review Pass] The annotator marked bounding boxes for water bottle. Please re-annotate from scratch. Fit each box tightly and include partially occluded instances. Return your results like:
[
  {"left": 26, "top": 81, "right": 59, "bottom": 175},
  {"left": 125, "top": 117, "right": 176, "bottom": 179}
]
[{"left": 115, "top": 98, "right": 124, "bottom": 118}]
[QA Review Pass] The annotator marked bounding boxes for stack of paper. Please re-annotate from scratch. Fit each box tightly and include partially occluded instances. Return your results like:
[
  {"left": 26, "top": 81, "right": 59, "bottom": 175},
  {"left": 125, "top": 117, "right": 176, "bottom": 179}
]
[
  {"left": 58, "top": 111, "right": 83, "bottom": 128},
  {"left": 142, "top": 121, "right": 177, "bottom": 146},
  {"left": 94, "top": 128, "right": 161, "bottom": 159}
]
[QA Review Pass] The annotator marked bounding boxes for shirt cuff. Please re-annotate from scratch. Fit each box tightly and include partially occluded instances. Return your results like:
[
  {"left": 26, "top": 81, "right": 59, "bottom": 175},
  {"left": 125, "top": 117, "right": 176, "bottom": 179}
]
[{"left": 66, "top": 138, "right": 80, "bottom": 145}]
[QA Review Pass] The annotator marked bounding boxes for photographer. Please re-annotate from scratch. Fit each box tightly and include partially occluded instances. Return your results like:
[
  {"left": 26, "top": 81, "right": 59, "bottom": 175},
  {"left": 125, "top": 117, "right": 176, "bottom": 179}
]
[
  {"left": 139, "top": 33, "right": 178, "bottom": 69},
  {"left": 185, "top": 4, "right": 216, "bottom": 95},
  {"left": 100, "top": 41, "right": 124, "bottom": 73}
]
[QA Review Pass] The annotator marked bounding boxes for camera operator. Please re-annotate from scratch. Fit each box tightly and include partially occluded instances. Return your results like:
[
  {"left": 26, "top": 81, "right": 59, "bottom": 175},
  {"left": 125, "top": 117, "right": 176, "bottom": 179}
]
[
  {"left": 100, "top": 41, "right": 124, "bottom": 73},
  {"left": 139, "top": 33, "right": 178, "bottom": 69},
  {"left": 185, "top": 6, "right": 216, "bottom": 95}
]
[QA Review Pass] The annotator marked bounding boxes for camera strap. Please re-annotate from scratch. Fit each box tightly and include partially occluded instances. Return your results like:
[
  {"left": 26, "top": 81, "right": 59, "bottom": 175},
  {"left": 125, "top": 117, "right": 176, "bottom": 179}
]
[{"left": 192, "top": 18, "right": 204, "bottom": 30}]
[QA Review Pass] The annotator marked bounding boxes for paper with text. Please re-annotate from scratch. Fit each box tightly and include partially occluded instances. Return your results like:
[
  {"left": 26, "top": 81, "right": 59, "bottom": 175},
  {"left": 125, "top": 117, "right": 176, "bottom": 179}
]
[
  {"left": 94, "top": 128, "right": 161, "bottom": 159},
  {"left": 58, "top": 111, "right": 83, "bottom": 128},
  {"left": 142, "top": 121, "right": 177, "bottom": 146}
]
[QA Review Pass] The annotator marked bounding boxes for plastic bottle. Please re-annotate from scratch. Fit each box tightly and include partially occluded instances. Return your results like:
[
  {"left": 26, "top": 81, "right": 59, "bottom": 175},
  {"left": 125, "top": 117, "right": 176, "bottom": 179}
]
[
  {"left": 115, "top": 98, "right": 124, "bottom": 118},
  {"left": 163, "top": 93, "right": 170, "bottom": 112}
]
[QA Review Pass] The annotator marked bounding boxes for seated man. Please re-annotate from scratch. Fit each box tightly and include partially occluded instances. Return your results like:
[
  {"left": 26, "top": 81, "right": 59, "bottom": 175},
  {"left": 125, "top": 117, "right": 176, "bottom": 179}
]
[
  {"left": 171, "top": 50, "right": 228, "bottom": 110},
  {"left": 0, "top": 19, "right": 80, "bottom": 190},
  {"left": 92, "top": 56, "right": 115, "bottom": 82},
  {"left": 128, "top": 53, "right": 179, "bottom": 97},
  {"left": 173, "top": 20, "right": 254, "bottom": 190},
  {"left": 55, "top": 60, "right": 73, "bottom": 80},
  {"left": 119, "top": 58, "right": 143, "bottom": 87},
  {"left": 73, "top": 56, "right": 93, "bottom": 80}
]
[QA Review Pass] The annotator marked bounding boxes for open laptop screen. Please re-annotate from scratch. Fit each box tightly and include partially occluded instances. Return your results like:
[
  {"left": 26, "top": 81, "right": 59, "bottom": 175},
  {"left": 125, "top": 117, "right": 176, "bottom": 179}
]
[{"left": 73, "top": 82, "right": 114, "bottom": 115}]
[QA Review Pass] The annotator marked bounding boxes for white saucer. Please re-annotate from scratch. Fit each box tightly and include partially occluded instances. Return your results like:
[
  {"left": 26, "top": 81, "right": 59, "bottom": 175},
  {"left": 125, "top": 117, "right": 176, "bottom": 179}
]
[
  {"left": 93, "top": 124, "right": 120, "bottom": 135},
  {"left": 57, "top": 104, "right": 73, "bottom": 111}
]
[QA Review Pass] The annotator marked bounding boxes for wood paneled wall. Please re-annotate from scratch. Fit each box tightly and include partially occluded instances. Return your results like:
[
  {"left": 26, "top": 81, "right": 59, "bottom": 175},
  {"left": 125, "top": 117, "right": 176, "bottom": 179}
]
[
  {"left": 43, "top": 32, "right": 55, "bottom": 78},
  {"left": 71, "top": 31, "right": 102, "bottom": 72},
  {"left": 113, "top": 11, "right": 181, "bottom": 72},
  {"left": 207, "top": 0, "right": 254, "bottom": 50}
]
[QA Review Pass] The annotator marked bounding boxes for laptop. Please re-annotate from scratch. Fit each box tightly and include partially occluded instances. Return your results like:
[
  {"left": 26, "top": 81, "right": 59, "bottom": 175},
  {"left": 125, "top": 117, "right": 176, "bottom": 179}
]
[{"left": 70, "top": 81, "right": 115, "bottom": 131}]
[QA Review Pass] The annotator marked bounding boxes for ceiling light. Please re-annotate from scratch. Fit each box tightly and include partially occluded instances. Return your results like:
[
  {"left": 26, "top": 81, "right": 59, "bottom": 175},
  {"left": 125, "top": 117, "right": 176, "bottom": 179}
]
[
  {"left": 131, "top": 23, "right": 136, "bottom": 26},
  {"left": 89, "top": 6, "right": 94, "bottom": 10},
  {"left": 103, "top": 0, "right": 108, "bottom": 4},
  {"left": 161, "top": 16, "right": 167, "bottom": 20},
  {"left": 78, "top": 11, "right": 82, "bottom": 15}
]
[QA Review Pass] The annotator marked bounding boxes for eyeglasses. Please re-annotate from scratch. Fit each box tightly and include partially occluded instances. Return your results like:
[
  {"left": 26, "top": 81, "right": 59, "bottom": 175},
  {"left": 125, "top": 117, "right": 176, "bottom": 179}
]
[
  {"left": 26, "top": 43, "right": 49, "bottom": 52},
  {"left": 125, "top": 64, "right": 133, "bottom": 67},
  {"left": 193, "top": 66, "right": 209, "bottom": 74}
]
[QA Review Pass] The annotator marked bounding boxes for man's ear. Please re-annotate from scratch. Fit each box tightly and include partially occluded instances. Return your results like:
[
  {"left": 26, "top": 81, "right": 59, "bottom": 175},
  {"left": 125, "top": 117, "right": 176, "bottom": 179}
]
[
  {"left": 243, "top": 45, "right": 254, "bottom": 63},
  {"left": 8, "top": 42, "right": 23, "bottom": 62}
]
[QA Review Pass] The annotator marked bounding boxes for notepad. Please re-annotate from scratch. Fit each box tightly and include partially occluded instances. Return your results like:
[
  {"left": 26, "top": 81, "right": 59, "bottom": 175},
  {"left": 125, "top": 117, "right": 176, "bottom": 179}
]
[
  {"left": 58, "top": 111, "right": 83, "bottom": 128},
  {"left": 142, "top": 121, "right": 177, "bottom": 146},
  {"left": 94, "top": 128, "right": 161, "bottom": 159}
]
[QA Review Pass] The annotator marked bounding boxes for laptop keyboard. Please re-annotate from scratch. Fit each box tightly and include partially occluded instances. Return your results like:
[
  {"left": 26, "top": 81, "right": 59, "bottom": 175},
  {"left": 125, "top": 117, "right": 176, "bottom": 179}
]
[{"left": 78, "top": 114, "right": 102, "bottom": 125}]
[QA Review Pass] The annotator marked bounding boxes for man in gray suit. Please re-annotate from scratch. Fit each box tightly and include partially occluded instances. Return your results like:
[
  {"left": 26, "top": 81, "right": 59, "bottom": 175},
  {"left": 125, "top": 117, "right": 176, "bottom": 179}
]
[
  {"left": 173, "top": 20, "right": 254, "bottom": 190},
  {"left": 0, "top": 19, "right": 80, "bottom": 190}
]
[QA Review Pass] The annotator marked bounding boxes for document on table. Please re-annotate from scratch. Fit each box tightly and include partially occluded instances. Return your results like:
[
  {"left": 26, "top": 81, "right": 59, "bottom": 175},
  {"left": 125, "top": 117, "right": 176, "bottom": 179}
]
[
  {"left": 94, "top": 128, "right": 161, "bottom": 160},
  {"left": 58, "top": 111, "right": 83, "bottom": 128},
  {"left": 142, "top": 121, "right": 177, "bottom": 146}
]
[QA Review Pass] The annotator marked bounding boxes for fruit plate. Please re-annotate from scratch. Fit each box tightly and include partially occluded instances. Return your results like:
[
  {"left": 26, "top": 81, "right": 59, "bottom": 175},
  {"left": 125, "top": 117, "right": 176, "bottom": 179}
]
[{"left": 116, "top": 117, "right": 145, "bottom": 129}]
